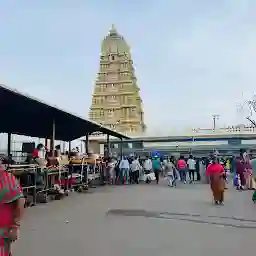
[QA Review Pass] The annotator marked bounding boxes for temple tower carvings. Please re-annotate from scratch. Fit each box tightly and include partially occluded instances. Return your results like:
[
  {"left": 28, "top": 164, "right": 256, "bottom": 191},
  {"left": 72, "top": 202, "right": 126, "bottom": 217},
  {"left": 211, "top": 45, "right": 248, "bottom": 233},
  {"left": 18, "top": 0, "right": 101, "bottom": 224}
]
[{"left": 89, "top": 25, "right": 145, "bottom": 135}]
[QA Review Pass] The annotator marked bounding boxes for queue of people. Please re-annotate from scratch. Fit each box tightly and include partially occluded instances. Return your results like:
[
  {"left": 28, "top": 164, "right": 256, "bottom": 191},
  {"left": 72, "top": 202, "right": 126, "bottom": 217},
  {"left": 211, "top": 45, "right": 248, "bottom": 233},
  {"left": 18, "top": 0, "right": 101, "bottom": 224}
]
[
  {"left": 104, "top": 155, "right": 168, "bottom": 185},
  {"left": 103, "top": 154, "right": 208, "bottom": 186},
  {"left": 108, "top": 156, "right": 144, "bottom": 185}
]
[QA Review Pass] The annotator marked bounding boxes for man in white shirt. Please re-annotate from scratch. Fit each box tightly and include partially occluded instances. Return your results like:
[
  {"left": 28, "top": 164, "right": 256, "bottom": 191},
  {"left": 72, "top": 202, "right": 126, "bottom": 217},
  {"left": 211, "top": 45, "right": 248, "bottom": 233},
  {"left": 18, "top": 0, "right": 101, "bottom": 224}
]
[
  {"left": 130, "top": 157, "right": 141, "bottom": 184},
  {"left": 143, "top": 156, "right": 152, "bottom": 174},
  {"left": 187, "top": 155, "right": 196, "bottom": 183},
  {"left": 119, "top": 156, "right": 130, "bottom": 184}
]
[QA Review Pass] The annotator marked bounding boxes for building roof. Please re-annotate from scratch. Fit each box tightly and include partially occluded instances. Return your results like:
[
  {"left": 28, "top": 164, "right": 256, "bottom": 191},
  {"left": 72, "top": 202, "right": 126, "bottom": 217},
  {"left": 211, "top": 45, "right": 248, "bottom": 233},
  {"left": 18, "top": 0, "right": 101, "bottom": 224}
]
[
  {"left": 96, "top": 133, "right": 256, "bottom": 143},
  {"left": 0, "top": 84, "right": 129, "bottom": 141}
]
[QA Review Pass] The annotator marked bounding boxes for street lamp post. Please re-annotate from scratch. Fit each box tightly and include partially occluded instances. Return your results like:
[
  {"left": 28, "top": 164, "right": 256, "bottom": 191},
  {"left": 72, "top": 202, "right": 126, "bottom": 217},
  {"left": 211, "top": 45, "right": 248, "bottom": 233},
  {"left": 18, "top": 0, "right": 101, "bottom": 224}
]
[
  {"left": 191, "top": 136, "right": 195, "bottom": 154},
  {"left": 212, "top": 114, "right": 220, "bottom": 131}
]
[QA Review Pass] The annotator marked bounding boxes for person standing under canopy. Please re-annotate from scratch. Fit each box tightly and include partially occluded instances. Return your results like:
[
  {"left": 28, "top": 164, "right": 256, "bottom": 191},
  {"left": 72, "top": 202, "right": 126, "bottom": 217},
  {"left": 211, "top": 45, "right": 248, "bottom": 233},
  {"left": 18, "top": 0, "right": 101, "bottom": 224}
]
[
  {"left": 206, "top": 156, "right": 225, "bottom": 205},
  {"left": 32, "top": 143, "right": 45, "bottom": 160}
]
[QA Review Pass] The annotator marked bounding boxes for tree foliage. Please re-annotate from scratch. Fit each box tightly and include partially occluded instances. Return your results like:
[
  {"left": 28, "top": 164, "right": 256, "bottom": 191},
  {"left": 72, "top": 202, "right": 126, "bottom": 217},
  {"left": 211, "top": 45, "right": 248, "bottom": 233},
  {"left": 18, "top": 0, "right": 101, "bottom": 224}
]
[{"left": 239, "top": 94, "right": 256, "bottom": 127}]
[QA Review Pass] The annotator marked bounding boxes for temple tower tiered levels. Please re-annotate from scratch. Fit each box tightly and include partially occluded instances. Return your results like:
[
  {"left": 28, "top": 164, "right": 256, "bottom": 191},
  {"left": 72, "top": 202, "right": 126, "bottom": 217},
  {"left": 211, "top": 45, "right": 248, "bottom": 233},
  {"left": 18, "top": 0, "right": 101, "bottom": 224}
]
[{"left": 89, "top": 25, "right": 145, "bottom": 135}]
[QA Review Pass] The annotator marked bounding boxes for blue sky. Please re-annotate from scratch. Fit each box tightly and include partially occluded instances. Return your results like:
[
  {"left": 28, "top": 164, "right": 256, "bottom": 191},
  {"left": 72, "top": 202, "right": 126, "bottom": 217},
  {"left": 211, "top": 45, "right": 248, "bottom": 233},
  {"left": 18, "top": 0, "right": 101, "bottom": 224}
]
[{"left": 0, "top": 0, "right": 256, "bottom": 135}]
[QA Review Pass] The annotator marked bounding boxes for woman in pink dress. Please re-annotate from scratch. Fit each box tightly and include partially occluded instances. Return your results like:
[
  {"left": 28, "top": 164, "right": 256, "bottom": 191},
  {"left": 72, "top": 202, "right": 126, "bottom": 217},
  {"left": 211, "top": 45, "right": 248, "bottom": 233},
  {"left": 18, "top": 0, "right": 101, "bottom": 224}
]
[{"left": 0, "top": 157, "right": 25, "bottom": 256}]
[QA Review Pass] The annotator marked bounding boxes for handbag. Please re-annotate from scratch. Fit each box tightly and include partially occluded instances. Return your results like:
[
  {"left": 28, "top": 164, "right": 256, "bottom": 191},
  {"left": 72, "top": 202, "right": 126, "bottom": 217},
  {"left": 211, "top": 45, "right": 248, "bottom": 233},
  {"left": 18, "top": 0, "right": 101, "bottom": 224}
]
[
  {"left": 249, "top": 177, "right": 256, "bottom": 189},
  {"left": 233, "top": 174, "right": 240, "bottom": 187},
  {"left": 147, "top": 172, "right": 156, "bottom": 181}
]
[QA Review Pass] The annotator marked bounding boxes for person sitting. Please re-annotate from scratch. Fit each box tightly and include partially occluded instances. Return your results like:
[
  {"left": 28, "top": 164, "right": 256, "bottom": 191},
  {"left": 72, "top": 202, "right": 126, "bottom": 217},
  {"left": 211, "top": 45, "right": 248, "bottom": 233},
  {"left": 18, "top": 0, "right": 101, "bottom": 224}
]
[
  {"left": 7, "top": 154, "right": 16, "bottom": 165},
  {"left": 46, "top": 150, "right": 59, "bottom": 167}
]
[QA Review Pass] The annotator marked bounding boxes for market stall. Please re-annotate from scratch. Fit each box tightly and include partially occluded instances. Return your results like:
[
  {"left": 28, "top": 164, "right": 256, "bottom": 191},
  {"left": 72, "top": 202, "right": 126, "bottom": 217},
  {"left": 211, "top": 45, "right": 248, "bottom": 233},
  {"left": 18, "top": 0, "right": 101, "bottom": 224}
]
[
  {"left": 0, "top": 84, "right": 129, "bottom": 205},
  {"left": 68, "top": 158, "right": 88, "bottom": 192}
]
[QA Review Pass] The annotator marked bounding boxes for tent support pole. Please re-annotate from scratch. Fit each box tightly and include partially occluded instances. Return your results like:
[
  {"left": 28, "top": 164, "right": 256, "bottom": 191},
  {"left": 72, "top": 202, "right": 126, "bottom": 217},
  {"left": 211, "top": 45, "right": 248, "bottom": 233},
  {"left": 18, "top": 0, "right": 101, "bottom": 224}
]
[
  {"left": 50, "top": 119, "right": 55, "bottom": 153},
  {"left": 68, "top": 141, "right": 71, "bottom": 152},
  {"left": 120, "top": 138, "right": 123, "bottom": 158},
  {"left": 107, "top": 134, "right": 110, "bottom": 156},
  {"left": 85, "top": 133, "right": 89, "bottom": 154},
  {"left": 45, "top": 138, "right": 49, "bottom": 151},
  {"left": 7, "top": 133, "right": 11, "bottom": 158}
]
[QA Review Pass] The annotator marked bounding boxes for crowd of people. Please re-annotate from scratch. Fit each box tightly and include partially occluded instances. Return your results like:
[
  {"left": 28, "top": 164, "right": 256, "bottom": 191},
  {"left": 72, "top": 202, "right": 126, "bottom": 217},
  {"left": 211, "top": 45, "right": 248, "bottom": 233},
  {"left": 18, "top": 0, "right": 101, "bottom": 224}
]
[
  {"left": 104, "top": 149, "right": 256, "bottom": 206},
  {"left": 104, "top": 154, "right": 228, "bottom": 187}
]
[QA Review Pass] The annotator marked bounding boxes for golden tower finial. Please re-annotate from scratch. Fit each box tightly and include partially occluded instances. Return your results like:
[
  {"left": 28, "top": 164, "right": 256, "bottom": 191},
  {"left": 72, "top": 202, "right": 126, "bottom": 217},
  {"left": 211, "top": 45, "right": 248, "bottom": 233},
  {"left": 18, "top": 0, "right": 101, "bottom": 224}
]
[{"left": 109, "top": 24, "right": 117, "bottom": 35}]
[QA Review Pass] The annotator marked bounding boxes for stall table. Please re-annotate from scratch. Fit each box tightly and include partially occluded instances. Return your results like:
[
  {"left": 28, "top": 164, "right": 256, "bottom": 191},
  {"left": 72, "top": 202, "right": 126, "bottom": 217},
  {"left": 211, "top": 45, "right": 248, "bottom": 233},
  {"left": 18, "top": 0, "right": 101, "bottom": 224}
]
[
  {"left": 8, "top": 164, "right": 37, "bottom": 207},
  {"left": 35, "top": 166, "right": 70, "bottom": 202}
]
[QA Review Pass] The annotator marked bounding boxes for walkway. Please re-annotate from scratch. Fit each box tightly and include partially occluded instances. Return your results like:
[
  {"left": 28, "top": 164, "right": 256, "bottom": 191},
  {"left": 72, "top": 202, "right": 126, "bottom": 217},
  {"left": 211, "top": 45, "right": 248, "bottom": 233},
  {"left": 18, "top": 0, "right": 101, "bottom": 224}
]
[{"left": 13, "top": 182, "right": 255, "bottom": 256}]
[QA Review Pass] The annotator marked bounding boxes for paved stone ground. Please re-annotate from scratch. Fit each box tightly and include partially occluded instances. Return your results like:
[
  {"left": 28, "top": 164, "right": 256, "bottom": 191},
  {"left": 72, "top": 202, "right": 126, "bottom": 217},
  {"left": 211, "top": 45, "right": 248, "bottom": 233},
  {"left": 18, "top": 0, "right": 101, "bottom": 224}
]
[{"left": 13, "top": 181, "right": 256, "bottom": 256}]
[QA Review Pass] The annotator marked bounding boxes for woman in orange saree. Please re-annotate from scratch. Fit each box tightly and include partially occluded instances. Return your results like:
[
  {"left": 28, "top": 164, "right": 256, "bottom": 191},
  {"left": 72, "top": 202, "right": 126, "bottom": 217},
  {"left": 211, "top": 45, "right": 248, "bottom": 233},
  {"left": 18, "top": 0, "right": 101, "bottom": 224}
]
[
  {"left": 206, "top": 157, "right": 225, "bottom": 205},
  {"left": 0, "top": 157, "right": 25, "bottom": 256}
]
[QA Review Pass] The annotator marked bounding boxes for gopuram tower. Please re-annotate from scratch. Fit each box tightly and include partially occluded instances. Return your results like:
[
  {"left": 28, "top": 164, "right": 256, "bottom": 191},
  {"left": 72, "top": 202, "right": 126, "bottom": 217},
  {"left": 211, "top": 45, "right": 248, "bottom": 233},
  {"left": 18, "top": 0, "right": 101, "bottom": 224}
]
[{"left": 89, "top": 25, "right": 146, "bottom": 135}]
